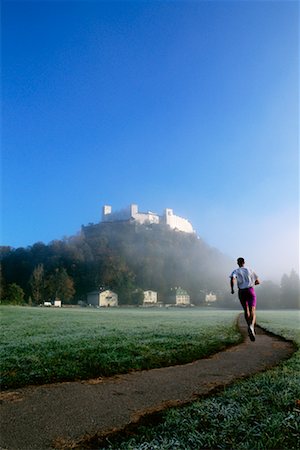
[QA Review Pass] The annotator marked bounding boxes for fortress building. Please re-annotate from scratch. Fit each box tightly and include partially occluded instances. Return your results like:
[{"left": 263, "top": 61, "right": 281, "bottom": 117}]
[{"left": 102, "top": 204, "right": 194, "bottom": 234}]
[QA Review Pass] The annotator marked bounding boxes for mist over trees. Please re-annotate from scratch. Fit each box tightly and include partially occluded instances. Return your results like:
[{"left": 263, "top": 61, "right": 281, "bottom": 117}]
[
  {"left": 1, "top": 221, "right": 299, "bottom": 308},
  {"left": 1, "top": 222, "right": 232, "bottom": 305},
  {"left": 255, "top": 270, "right": 299, "bottom": 309}
]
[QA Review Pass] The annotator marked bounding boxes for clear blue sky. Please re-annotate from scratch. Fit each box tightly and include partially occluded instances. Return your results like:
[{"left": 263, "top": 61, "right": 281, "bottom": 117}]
[{"left": 2, "top": 0, "right": 299, "bottom": 282}]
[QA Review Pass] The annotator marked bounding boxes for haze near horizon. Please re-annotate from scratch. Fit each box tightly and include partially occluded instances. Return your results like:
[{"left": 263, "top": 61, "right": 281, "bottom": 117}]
[{"left": 2, "top": 1, "right": 299, "bottom": 283}]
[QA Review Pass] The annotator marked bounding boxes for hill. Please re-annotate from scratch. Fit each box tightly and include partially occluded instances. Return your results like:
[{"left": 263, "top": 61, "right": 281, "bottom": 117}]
[{"left": 1, "top": 221, "right": 234, "bottom": 305}]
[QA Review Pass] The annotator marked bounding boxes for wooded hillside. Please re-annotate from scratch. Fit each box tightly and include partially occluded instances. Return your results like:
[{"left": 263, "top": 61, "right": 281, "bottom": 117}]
[{"left": 1, "top": 222, "right": 233, "bottom": 305}]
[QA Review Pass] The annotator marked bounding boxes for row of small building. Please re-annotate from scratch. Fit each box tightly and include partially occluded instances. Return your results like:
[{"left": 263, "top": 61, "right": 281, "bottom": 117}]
[
  {"left": 87, "top": 288, "right": 217, "bottom": 307},
  {"left": 87, "top": 287, "right": 190, "bottom": 307}
]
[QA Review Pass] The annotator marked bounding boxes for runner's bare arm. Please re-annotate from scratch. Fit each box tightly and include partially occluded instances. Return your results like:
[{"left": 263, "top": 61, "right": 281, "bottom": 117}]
[{"left": 230, "top": 277, "right": 235, "bottom": 294}]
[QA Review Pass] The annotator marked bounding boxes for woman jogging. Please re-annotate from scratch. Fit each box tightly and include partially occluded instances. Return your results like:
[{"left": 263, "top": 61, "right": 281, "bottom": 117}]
[{"left": 230, "top": 257, "right": 260, "bottom": 341}]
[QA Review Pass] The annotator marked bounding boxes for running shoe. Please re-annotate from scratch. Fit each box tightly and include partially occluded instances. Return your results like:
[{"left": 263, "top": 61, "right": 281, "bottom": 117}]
[{"left": 248, "top": 325, "right": 256, "bottom": 341}]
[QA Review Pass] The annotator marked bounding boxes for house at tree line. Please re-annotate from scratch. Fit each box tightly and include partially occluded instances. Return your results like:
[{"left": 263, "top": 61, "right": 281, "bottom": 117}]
[
  {"left": 87, "top": 290, "right": 118, "bottom": 307},
  {"left": 143, "top": 290, "right": 158, "bottom": 306},
  {"left": 205, "top": 292, "right": 217, "bottom": 305},
  {"left": 169, "top": 287, "right": 191, "bottom": 306}
]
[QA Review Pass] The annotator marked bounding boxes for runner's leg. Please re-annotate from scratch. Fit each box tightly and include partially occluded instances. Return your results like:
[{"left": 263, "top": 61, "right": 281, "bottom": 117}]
[
  {"left": 249, "top": 306, "right": 256, "bottom": 327},
  {"left": 243, "top": 304, "right": 250, "bottom": 325},
  {"left": 247, "top": 305, "right": 256, "bottom": 341},
  {"left": 248, "top": 288, "right": 257, "bottom": 328},
  {"left": 238, "top": 289, "right": 250, "bottom": 325}
]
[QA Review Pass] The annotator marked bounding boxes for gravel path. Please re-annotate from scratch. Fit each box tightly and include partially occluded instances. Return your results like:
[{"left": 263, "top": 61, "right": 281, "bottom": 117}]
[{"left": 0, "top": 314, "right": 295, "bottom": 450}]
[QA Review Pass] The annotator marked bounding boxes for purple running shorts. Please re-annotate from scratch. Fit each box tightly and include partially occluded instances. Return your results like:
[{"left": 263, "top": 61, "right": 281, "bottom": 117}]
[{"left": 238, "top": 287, "right": 257, "bottom": 308}]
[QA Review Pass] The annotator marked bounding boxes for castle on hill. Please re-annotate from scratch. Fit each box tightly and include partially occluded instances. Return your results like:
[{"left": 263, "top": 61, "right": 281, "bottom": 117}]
[{"left": 102, "top": 204, "right": 194, "bottom": 234}]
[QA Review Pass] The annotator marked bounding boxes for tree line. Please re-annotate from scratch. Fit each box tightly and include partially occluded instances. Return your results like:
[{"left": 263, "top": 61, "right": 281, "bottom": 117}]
[
  {"left": 1, "top": 222, "right": 231, "bottom": 305},
  {"left": 1, "top": 221, "right": 299, "bottom": 308}
]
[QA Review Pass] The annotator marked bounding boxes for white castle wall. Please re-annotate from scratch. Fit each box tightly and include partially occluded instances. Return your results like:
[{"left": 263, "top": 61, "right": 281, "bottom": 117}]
[
  {"left": 102, "top": 205, "right": 133, "bottom": 222},
  {"left": 102, "top": 204, "right": 159, "bottom": 224},
  {"left": 164, "top": 208, "right": 194, "bottom": 233},
  {"left": 131, "top": 204, "right": 160, "bottom": 225},
  {"left": 102, "top": 204, "right": 194, "bottom": 234}
]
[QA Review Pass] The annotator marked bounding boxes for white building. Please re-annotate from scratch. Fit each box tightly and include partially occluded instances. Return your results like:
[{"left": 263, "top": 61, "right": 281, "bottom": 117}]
[
  {"left": 87, "top": 290, "right": 118, "bottom": 307},
  {"left": 168, "top": 287, "right": 190, "bottom": 306},
  {"left": 102, "top": 204, "right": 159, "bottom": 225},
  {"left": 163, "top": 208, "right": 194, "bottom": 233},
  {"left": 143, "top": 290, "right": 158, "bottom": 305},
  {"left": 205, "top": 292, "right": 217, "bottom": 304},
  {"left": 175, "top": 288, "right": 190, "bottom": 305},
  {"left": 102, "top": 204, "right": 194, "bottom": 234}
]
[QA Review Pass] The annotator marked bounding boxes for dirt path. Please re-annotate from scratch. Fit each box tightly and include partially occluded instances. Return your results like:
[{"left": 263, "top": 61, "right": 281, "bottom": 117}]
[{"left": 0, "top": 315, "right": 295, "bottom": 450}]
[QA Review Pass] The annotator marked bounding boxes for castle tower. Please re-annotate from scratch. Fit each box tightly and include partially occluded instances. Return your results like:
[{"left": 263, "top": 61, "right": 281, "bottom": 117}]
[
  {"left": 102, "top": 205, "right": 112, "bottom": 221},
  {"left": 164, "top": 208, "right": 173, "bottom": 227},
  {"left": 130, "top": 204, "right": 138, "bottom": 218}
]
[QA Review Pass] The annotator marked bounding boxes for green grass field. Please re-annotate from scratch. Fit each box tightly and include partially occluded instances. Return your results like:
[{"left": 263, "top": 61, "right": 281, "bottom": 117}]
[
  {"left": 2, "top": 307, "right": 298, "bottom": 449},
  {"left": 0, "top": 306, "right": 241, "bottom": 389},
  {"left": 103, "top": 310, "right": 300, "bottom": 450}
]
